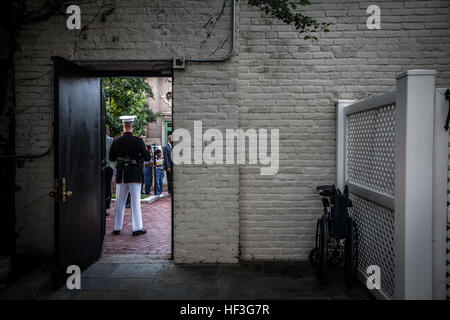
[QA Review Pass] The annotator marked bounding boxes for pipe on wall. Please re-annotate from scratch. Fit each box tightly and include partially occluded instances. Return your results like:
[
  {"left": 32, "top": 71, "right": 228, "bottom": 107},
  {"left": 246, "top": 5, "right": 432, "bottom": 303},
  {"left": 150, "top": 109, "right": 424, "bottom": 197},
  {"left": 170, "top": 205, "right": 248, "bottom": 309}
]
[
  {"left": 2, "top": 0, "right": 237, "bottom": 160},
  {"left": 72, "top": 0, "right": 237, "bottom": 65}
]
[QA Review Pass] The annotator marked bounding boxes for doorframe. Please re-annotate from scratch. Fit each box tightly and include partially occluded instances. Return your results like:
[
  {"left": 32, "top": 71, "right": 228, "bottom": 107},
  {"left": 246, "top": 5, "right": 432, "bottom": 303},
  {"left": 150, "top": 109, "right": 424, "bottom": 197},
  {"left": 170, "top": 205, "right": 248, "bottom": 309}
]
[
  {"left": 52, "top": 58, "right": 175, "bottom": 262},
  {"left": 163, "top": 120, "right": 173, "bottom": 146}
]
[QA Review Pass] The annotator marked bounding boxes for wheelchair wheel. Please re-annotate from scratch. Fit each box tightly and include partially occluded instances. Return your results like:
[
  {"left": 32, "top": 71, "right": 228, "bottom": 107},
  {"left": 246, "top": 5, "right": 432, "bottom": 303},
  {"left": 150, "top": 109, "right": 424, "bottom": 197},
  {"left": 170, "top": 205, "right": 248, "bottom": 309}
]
[
  {"left": 315, "top": 217, "right": 328, "bottom": 283},
  {"left": 344, "top": 217, "right": 358, "bottom": 286},
  {"left": 308, "top": 247, "right": 316, "bottom": 265}
]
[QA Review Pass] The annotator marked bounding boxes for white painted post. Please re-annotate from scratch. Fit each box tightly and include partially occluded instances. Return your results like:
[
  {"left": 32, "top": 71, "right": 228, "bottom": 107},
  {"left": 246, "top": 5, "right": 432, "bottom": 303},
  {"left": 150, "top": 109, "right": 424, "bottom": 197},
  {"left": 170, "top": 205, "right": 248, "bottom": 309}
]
[
  {"left": 432, "top": 88, "right": 449, "bottom": 300},
  {"left": 336, "top": 99, "right": 355, "bottom": 190},
  {"left": 394, "top": 70, "right": 436, "bottom": 300}
]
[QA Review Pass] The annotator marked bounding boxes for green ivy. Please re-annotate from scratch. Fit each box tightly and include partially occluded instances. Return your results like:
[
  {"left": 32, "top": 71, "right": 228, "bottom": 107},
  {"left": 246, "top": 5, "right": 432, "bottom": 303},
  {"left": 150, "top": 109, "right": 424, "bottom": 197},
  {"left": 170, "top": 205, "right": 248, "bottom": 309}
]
[
  {"left": 103, "top": 77, "right": 162, "bottom": 137},
  {"left": 248, "top": 0, "right": 331, "bottom": 40}
]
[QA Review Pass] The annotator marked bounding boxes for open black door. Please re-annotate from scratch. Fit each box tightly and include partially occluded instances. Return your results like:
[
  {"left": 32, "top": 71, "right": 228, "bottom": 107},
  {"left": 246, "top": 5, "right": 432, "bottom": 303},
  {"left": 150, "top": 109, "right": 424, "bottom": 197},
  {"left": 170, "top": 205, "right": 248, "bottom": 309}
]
[{"left": 52, "top": 57, "right": 105, "bottom": 278}]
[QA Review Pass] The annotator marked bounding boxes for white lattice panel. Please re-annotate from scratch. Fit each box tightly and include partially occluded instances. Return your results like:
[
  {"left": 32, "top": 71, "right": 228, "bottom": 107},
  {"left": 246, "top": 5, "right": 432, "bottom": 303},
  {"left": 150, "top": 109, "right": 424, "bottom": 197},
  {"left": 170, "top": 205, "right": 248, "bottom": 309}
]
[
  {"left": 350, "top": 194, "right": 395, "bottom": 300},
  {"left": 346, "top": 104, "right": 396, "bottom": 196}
]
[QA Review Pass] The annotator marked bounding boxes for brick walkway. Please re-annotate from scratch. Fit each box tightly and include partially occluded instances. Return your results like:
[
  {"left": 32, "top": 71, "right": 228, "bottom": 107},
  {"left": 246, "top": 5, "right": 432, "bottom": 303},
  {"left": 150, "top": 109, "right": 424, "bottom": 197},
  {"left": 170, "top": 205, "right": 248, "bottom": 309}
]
[{"left": 102, "top": 192, "right": 171, "bottom": 255}]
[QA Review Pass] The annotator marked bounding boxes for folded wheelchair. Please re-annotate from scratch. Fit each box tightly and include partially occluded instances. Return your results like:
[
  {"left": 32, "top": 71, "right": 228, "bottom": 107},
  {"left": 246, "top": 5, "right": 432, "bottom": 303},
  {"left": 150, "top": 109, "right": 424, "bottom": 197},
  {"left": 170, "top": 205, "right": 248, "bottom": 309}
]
[{"left": 309, "top": 185, "right": 358, "bottom": 286}]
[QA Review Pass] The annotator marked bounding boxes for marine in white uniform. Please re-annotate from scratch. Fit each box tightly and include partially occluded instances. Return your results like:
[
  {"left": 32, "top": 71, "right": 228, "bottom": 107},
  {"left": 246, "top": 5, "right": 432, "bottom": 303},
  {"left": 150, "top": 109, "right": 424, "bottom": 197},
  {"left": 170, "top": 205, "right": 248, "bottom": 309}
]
[{"left": 109, "top": 116, "right": 151, "bottom": 236}]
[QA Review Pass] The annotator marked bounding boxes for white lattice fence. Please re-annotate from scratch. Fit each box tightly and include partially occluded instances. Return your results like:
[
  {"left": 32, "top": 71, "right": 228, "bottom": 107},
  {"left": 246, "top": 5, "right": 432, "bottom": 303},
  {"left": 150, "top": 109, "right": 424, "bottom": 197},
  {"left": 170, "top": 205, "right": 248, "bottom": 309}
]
[
  {"left": 342, "top": 92, "right": 397, "bottom": 300},
  {"left": 346, "top": 104, "right": 396, "bottom": 196},
  {"left": 337, "top": 70, "right": 447, "bottom": 300}
]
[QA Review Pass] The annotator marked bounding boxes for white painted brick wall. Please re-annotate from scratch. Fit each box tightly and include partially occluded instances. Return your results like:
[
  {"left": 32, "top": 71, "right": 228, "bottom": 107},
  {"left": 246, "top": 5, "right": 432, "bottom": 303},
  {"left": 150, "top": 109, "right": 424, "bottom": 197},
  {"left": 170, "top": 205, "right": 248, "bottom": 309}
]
[
  {"left": 13, "top": 0, "right": 450, "bottom": 263},
  {"left": 14, "top": 0, "right": 238, "bottom": 262},
  {"left": 173, "top": 60, "right": 240, "bottom": 263},
  {"left": 238, "top": 0, "right": 450, "bottom": 260}
]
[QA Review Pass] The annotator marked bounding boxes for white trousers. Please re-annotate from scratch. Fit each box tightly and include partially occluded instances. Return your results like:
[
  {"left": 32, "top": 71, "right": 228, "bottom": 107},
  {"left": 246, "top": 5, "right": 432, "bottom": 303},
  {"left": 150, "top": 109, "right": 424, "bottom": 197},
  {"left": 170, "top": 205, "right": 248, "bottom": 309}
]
[{"left": 114, "top": 183, "right": 143, "bottom": 232}]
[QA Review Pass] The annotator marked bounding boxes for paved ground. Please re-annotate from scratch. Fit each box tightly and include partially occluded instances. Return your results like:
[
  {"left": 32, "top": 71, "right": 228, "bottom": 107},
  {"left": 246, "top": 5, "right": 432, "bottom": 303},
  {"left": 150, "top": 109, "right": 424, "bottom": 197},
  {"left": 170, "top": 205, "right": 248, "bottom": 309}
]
[
  {"left": 103, "top": 192, "right": 171, "bottom": 255},
  {"left": 45, "top": 254, "right": 373, "bottom": 300},
  {"left": 44, "top": 191, "right": 373, "bottom": 300}
]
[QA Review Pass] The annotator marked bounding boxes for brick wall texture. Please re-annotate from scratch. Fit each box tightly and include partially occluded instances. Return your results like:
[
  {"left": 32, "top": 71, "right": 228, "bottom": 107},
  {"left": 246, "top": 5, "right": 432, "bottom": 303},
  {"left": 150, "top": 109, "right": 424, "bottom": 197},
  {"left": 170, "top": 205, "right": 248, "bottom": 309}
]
[
  {"left": 447, "top": 128, "right": 450, "bottom": 299},
  {"left": 13, "top": 0, "right": 450, "bottom": 263}
]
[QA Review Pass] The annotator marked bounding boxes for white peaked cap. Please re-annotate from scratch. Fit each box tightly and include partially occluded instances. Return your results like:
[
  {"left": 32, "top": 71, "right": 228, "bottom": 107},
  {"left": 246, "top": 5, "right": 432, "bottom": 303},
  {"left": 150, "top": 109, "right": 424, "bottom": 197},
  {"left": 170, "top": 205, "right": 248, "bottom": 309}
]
[{"left": 119, "top": 115, "right": 137, "bottom": 123}]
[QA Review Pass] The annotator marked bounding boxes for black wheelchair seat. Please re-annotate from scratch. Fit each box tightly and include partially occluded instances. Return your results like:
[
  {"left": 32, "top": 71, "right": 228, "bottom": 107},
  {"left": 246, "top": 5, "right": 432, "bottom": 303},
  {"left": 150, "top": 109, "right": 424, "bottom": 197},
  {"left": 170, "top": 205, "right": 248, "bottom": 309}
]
[
  {"left": 317, "top": 185, "right": 353, "bottom": 207},
  {"left": 316, "top": 184, "right": 354, "bottom": 239},
  {"left": 311, "top": 184, "right": 358, "bottom": 285},
  {"left": 316, "top": 185, "right": 333, "bottom": 197}
]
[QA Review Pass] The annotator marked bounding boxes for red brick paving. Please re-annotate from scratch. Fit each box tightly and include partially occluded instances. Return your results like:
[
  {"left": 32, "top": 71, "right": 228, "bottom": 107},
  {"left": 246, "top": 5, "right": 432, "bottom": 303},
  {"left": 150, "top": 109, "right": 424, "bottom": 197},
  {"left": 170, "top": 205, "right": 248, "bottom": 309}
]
[{"left": 102, "top": 192, "right": 171, "bottom": 255}]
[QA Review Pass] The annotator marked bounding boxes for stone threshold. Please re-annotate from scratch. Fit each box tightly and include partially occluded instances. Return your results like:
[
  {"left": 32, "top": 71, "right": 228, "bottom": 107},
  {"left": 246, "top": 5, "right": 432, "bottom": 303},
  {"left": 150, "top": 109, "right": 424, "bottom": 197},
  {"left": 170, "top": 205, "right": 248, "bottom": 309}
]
[{"left": 97, "top": 253, "right": 171, "bottom": 264}]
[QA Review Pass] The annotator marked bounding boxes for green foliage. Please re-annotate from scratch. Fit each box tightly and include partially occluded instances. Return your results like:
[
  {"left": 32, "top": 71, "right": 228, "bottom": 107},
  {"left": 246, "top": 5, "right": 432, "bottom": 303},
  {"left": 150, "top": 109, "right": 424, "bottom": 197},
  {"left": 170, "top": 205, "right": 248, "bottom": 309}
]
[
  {"left": 103, "top": 77, "right": 162, "bottom": 137},
  {"left": 248, "top": 0, "right": 331, "bottom": 40}
]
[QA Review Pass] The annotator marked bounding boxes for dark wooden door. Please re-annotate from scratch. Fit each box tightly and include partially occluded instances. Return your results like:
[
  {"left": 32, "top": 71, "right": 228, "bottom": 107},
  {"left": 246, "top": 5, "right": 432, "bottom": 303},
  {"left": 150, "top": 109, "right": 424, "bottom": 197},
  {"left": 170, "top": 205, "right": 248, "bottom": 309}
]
[{"left": 52, "top": 57, "right": 104, "bottom": 274}]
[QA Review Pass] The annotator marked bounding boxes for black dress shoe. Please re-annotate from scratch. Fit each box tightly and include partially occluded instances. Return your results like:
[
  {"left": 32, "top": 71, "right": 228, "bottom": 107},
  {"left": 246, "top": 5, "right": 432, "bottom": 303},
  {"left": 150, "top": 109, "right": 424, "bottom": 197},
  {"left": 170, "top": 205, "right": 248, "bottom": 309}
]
[
  {"left": 132, "top": 229, "right": 147, "bottom": 236},
  {"left": 113, "top": 230, "right": 120, "bottom": 235}
]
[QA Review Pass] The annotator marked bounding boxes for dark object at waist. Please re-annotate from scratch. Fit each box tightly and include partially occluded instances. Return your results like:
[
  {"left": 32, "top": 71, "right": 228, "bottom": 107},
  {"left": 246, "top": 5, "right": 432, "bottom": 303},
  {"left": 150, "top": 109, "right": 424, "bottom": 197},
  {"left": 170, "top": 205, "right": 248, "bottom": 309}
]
[{"left": 117, "top": 157, "right": 142, "bottom": 167}]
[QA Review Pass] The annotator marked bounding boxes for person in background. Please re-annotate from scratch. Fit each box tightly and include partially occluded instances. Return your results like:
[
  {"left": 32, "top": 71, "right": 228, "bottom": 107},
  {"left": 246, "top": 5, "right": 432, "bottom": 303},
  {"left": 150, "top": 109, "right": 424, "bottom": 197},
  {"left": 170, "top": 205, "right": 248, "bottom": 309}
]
[
  {"left": 143, "top": 144, "right": 153, "bottom": 194},
  {"left": 162, "top": 135, "right": 173, "bottom": 196},
  {"left": 105, "top": 125, "right": 114, "bottom": 216},
  {"left": 154, "top": 149, "right": 164, "bottom": 197}
]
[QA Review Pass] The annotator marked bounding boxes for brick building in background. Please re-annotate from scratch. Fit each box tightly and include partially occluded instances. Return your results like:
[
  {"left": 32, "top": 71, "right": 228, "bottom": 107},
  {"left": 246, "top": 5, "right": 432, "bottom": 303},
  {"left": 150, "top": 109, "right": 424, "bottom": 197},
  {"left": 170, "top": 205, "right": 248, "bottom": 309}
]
[
  {"left": 144, "top": 77, "right": 172, "bottom": 147},
  {"left": 6, "top": 0, "right": 450, "bottom": 270}
]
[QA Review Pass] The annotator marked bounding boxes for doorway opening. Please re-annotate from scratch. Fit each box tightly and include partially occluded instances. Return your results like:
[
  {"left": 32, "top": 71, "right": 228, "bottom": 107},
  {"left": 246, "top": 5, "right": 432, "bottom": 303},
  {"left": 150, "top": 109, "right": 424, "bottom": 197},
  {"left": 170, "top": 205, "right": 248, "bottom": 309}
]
[
  {"left": 52, "top": 57, "right": 175, "bottom": 279},
  {"left": 102, "top": 76, "right": 173, "bottom": 258}
]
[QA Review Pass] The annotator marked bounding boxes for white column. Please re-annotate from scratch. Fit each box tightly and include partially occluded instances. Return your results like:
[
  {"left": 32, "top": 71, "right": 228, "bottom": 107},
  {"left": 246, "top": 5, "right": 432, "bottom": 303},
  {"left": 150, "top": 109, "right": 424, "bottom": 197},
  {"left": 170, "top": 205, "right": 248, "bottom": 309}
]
[
  {"left": 394, "top": 70, "right": 436, "bottom": 300},
  {"left": 336, "top": 99, "right": 355, "bottom": 190},
  {"left": 432, "top": 88, "right": 449, "bottom": 300}
]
